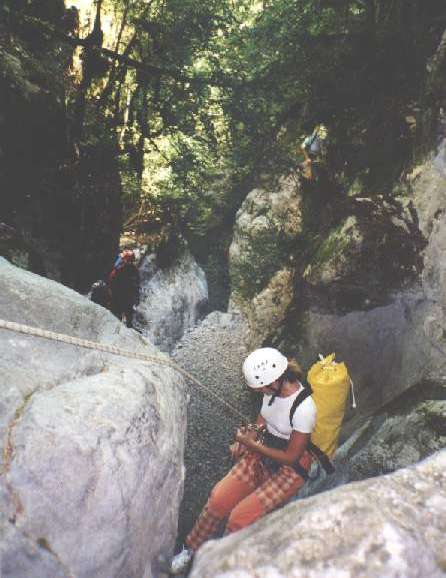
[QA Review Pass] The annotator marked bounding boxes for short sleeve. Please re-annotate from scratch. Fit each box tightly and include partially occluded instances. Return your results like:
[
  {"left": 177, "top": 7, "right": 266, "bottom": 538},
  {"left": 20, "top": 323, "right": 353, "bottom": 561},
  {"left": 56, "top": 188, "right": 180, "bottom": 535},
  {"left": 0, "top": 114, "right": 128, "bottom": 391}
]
[{"left": 291, "top": 398, "right": 316, "bottom": 434}]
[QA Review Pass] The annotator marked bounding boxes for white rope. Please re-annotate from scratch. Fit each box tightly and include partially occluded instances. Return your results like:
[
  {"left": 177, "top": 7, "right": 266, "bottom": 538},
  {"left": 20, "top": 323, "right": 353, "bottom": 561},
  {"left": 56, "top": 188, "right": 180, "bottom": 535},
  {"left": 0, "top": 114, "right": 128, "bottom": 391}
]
[
  {"left": 0, "top": 318, "right": 249, "bottom": 424},
  {"left": 350, "top": 378, "right": 357, "bottom": 409}
]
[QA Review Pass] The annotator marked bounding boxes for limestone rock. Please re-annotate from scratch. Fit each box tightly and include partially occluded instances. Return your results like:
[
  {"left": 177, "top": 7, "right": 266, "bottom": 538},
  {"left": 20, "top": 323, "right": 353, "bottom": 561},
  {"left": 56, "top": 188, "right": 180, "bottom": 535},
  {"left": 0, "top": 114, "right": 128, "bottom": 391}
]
[
  {"left": 298, "top": 380, "right": 446, "bottom": 500},
  {"left": 239, "top": 268, "right": 295, "bottom": 349},
  {"left": 285, "top": 140, "right": 446, "bottom": 422},
  {"left": 301, "top": 195, "right": 423, "bottom": 312},
  {"left": 135, "top": 250, "right": 208, "bottom": 352},
  {"left": 303, "top": 216, "right": 364, "bottom": 286},
  {"left": 411, "top": 139, "right": 446, "bottom": 345},
  {"left": 0, "top": 258, "right": 186, "bottom": 578},
  {"left": 342, "top": 398, "right": 446, "bottom": 479},
  {"left": 190, "top": 450, "right": 446, "bottom": 578},
  {"left": 293, "top": 290, "right": 432, "bottom": 417},
  {"left": 229, "top": 175, "right": 302, "bottom": 343}
]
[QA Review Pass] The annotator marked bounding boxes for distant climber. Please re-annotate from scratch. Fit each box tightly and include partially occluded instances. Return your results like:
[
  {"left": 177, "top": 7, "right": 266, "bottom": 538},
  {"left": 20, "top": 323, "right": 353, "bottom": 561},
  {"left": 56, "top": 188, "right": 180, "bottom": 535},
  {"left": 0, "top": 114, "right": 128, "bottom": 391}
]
[
  {"left": 108, "top": 249, "right": 140, "bottom": 328},
  {"left": 300, "top": 123, "right": 328, "bottom": 180}
]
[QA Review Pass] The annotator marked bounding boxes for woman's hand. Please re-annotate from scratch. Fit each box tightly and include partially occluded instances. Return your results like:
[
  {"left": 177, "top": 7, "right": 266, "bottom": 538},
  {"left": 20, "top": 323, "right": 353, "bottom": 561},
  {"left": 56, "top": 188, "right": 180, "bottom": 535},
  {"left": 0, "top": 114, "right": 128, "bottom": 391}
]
[
  {"left": 235, "top": 427, "right": 258, "bottom": 449},
  {"left": 230, "top": 426, "right": 260, "bottom": 461},
  {"left": 229, "top": 441, "right": 245, "bottom": 461}
]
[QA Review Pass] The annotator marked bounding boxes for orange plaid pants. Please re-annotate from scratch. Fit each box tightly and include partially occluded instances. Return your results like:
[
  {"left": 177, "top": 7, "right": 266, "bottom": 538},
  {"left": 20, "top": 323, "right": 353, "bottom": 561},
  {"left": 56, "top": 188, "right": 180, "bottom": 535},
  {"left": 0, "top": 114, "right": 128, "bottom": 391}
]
[{"left": 186, "top": 450, "right": 311, "bottom": 551}]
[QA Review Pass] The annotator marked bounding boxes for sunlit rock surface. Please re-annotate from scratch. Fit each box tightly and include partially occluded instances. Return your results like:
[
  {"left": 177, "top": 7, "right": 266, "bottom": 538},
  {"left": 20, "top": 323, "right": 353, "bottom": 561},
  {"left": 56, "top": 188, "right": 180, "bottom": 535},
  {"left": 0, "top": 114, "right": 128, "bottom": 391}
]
[
  {"left": 136, "top": 251, "right": 208, "bottom": 353},
  {"left": 240, "top": 267, "right": 295, "bottom": 349},
  {"left": 293, "top": 138, "right": 446, "bottom": 419},
  {"left": 411, "top": 138, "right": 446, "bottom": 354},
  {"left": 190, "top": 450, "right": 446, "bottom": 578},
  {"left": 228, "top": 175, "right": 302, "bottom": 345},
  {"left": 0, "top": 258, "right": 186, "bottom": 578}
]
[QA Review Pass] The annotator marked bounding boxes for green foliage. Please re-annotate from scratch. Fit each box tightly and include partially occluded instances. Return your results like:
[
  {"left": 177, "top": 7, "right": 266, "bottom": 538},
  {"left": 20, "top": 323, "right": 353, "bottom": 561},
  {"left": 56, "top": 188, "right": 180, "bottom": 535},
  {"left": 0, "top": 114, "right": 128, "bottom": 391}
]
[
  {"left": 229, "top": 227, "right": 293, "bottom": 301},
  {"left": 91, "top": 0, "right": 444, "bottom": 278},
  {"left": 8, "top": 0, "right": 445, "bottom": 249}
]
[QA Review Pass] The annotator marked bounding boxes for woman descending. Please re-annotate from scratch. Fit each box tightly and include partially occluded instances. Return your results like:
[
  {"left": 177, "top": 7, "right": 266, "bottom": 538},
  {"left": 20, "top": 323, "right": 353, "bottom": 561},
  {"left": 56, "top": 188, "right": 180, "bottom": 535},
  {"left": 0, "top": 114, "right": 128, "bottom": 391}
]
[{"left": 170, "top": 347, "right": 316, "bottom": 575}]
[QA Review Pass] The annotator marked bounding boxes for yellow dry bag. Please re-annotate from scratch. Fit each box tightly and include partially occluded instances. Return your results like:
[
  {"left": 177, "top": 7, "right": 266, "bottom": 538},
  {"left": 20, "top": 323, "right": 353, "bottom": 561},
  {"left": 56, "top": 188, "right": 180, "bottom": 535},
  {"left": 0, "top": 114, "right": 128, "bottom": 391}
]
[{"left": 307, "top": 353, "right": 351, "bottom": 460}]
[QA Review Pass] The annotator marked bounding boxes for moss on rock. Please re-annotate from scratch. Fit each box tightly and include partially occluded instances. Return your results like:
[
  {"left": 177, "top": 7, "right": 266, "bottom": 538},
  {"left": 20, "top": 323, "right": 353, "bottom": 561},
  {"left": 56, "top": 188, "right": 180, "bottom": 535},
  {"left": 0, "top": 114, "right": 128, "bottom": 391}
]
[
  {"left": 230, "top": 226, "right": 295, "bottom": 301},
  {"left": 229, "top": 176, "right": 303, "bottom": 302},
  {"left": 303, "top": 216, "right": 363, "bottom": 286}
]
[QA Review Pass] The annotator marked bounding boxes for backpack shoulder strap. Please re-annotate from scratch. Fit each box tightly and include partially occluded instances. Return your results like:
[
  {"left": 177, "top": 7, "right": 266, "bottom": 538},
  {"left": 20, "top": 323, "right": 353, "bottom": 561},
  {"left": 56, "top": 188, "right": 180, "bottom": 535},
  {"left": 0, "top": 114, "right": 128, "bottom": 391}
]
[
  {"left": 307, "top": 131, "right": 318, "bottom": 147},
  {"left": 289, "top": 386, "right": 313, "bottom": 427},
  {"left": 289, "top": 384, "right": 336, "bottom": 476},
  {"left": 307, "top": 441, "right": 335, "bottom": 475}
]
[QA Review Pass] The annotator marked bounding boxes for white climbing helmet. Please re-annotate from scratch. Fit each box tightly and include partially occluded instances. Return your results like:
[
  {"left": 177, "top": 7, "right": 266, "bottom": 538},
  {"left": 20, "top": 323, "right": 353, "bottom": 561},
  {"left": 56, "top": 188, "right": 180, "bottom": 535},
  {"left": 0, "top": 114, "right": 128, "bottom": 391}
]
[{"left": 242, "top": 347, "right": 288, "bottom": 389}]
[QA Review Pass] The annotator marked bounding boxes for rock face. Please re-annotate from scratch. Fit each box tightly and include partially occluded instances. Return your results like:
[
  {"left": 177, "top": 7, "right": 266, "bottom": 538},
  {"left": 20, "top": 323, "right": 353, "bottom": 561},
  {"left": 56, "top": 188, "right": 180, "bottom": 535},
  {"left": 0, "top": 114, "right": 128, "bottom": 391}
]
[
  {"left": 172, "top": 311, "right": 255, "bottom": 546},
  {"left": 292, "top": 141, "right": 446, "bottom": 418},
  {"left": 228, "top": 175, "right": 302, "bottom": 346},
  {"left": 135, "top": 251, "right": 208, "bottom": 352},
  {"left": 298, "top": 379, "right": 446, "bottom": 500},
  {"left": 190, "top": 449, "right": 446, "bottom": 578},
  {"left": 411, "top": 138, "right": 446, "bottom": 351},
  {"left": 243, "top": 268, "right": 295, "bottom": 348},
  {"left": 292, "top": 291, "right": 432, "bottom": 418},
  {"left": 0, "top": 258, "right": 186, "bottom": 578},
  {"left": 227, "top": 139, "right": 446, "bottom": 421},
  {"left": 302, "top": 215, "right": 365, "bottom": 287}
]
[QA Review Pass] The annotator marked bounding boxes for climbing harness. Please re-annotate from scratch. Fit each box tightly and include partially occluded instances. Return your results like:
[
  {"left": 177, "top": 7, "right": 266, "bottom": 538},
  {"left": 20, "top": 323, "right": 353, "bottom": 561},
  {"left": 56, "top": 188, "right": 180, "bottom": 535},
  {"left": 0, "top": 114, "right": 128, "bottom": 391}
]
[{"left": 0, "top": 318, "right": 249, "bottom": 424}]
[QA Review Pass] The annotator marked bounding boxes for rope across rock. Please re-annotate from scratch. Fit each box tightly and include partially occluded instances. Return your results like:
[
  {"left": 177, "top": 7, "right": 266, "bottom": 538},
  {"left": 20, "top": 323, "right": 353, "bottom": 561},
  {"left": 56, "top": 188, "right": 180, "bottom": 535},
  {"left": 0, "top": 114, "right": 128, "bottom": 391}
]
[{"left": 0, "top": 318, "right": 249, "bottom": 424}]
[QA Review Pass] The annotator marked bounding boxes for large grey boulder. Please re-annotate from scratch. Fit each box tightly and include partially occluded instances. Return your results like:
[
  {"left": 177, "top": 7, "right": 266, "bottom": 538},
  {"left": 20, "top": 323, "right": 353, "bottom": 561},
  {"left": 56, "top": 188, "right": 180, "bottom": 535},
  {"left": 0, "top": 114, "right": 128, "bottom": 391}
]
[
  {"left": 302, "top": 215, "right": 365, "bottom": 287},
  {"left": 0, "top": 258, "right": 186, "bottom": 578},
  {"left": 136, "top": 250, "right": 208, "bottom": 353},
  {"left": 292, "top": 140, "right": 446, "bottom": 418},
  {"left": 411, "top": 138, "right": 446, "bottom": 349},
  {"left": 228, "top": 175, "right": 302, "bottom": 346},
  {"left": 190, "top": 449, "right": 446, "bottom": 578}
]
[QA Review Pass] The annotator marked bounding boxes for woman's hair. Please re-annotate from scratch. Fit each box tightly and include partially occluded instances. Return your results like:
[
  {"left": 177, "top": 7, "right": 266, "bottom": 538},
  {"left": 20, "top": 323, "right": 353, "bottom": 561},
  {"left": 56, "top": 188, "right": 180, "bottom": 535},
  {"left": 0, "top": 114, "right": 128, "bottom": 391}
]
[{"left": 278, "top": 358, "right": 304, "bottom": 384}]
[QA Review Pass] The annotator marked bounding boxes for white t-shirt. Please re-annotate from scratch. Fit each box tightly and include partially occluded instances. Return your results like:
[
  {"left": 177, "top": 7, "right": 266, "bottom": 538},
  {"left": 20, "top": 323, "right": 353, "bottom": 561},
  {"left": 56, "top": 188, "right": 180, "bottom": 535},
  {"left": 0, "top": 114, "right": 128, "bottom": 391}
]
[{"left": 260, "top": 384, "right": 316, "bottom": 440}]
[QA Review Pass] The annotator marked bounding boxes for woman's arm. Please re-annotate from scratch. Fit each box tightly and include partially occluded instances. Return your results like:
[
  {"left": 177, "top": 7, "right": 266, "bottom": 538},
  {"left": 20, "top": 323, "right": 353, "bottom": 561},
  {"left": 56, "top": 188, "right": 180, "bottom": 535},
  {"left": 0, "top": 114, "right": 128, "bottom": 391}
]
[{"left": 236, "top": 429, "right": 309, "bottom": 467}]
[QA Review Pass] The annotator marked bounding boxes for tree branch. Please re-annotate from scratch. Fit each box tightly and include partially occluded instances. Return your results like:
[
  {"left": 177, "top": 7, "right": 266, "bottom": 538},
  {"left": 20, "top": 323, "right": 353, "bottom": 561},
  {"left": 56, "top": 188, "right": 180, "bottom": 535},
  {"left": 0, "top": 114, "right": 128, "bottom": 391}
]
[{"left": 13, "top": 11, "right": 238, "bottom": 89}]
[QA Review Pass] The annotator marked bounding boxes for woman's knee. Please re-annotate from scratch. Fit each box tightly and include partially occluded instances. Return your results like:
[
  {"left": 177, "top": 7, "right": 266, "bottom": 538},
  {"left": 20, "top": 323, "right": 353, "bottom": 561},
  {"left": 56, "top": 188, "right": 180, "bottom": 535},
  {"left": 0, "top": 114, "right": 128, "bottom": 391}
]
[
  {"left": 207, "top": 480, "right": 233, "bottom": 518},
  {"left": 226, "top": 495, "right": 264, "bottom": 533}
]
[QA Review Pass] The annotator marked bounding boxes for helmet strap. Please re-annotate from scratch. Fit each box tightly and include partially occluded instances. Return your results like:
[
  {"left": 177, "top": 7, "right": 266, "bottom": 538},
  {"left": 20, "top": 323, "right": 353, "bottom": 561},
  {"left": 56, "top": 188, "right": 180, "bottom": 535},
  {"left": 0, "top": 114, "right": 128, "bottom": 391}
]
[{"left": 268, "top": 380, "right": 284, "bottom": 406}]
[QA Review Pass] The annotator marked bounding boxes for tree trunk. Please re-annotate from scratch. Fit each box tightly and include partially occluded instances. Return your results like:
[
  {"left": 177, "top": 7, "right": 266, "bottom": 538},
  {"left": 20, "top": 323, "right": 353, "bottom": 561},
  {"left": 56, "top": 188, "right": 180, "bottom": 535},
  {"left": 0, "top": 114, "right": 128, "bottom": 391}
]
[{"left": 71, "top": 0, "right": 103, "bottom": 142}]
